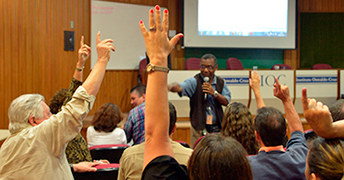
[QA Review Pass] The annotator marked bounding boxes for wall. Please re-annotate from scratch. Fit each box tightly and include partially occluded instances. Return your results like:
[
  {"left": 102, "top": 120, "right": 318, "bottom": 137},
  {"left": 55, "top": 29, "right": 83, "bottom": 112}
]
[
  {"left": 284, "top": 0, "right": 344, "bottom": 69},
  {"left": 0, "top": 0, "right": 183, "bottom": 129},
  {"left": 300, "top": 13, "right": 344, "bottom": 68}
]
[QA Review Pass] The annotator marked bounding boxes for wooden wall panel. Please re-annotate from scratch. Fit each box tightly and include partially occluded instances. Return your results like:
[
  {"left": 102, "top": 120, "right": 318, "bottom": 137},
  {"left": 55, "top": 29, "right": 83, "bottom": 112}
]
[
  {"left": 0, "top": 0, "right": 90, "bottom": 129},
  {"left": 0, "top": 0, "right": 181, "bottom": 130},
  {"left": 299, "top": 0, "right": 344, "bottom": 12}
]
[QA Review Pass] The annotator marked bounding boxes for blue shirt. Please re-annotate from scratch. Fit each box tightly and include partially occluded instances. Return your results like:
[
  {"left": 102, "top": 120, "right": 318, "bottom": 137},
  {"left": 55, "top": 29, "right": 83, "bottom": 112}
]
[
  {"left": 178, "top": 75, "right": 231, "bottom": 123},
  {"left": 124, "top": 102, "right": 145, "bottom": 145},
  {"left": 247, "top": 131, "right": 308, "bottom": 180}
]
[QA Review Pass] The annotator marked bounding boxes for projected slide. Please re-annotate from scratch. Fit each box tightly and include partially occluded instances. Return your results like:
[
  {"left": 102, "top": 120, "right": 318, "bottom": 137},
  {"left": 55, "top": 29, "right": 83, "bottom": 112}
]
[{"left": 198, "top": 0, "right": 288, "bottom": 37}]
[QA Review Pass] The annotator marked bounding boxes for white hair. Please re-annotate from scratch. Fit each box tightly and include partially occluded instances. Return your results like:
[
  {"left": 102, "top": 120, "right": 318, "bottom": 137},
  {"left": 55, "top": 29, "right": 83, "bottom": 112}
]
[{"left": 8, "top": 94, "right": 45, "bottom": 134}]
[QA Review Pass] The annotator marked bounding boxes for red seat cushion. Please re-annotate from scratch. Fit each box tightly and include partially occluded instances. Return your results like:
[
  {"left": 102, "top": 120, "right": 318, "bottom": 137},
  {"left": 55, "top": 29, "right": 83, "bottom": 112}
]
[
  {"left": 95, "top": 163, "right": 120, "bottom": 170},
  {"left": 89, "top": 144, "right": 129, "bottom": 150}
]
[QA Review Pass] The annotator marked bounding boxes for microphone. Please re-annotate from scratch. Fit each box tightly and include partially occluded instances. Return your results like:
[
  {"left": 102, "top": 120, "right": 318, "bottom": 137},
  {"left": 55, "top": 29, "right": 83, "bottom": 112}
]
[{"left": 204, "top": 76, "right": 209, "bottom": 100}]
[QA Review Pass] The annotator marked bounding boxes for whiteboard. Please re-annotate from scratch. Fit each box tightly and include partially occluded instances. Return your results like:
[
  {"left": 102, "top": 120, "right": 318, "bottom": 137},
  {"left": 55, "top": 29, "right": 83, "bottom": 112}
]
[{"left": 91, "top": 1, "right": 157, "bottom": 69}]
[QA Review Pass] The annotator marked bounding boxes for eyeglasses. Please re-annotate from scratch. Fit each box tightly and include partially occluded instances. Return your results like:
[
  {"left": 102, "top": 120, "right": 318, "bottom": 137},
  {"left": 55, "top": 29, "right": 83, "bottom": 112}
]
[{"left": 200, "top": 65, "right": 217, "bottom": 70}]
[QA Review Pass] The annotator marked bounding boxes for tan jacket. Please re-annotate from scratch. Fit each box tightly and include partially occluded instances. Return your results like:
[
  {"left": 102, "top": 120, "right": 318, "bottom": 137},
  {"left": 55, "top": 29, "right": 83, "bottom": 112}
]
[{"left": 0, "top": 87, "right": 95, "bottom": 180}]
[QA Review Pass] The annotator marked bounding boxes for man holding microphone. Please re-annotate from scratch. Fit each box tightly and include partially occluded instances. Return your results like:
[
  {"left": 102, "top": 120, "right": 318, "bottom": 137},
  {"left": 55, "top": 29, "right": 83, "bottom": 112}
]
[{"left": 168, "top": 53, "right": 231, "bottom": 146}]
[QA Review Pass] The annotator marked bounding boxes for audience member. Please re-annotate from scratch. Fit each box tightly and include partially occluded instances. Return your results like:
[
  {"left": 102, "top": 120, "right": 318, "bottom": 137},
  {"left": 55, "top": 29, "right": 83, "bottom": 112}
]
[
  {"left": 124, "top": 85, "right": 146, "bottom": 145},
  {"left": 130, "top": 84, "right": 146, "bottom": 107},
  {"left": 48, "top": 36, "right": 93, "bottom": 163},
  {"left": 304, "top": 98, "right": 344, "bottom": 146},
  {"left": 305, "top": 138, "right": 344, "bottom": 180},
  {"left": 87, "top": 103, "right": 126, "bottom": 147},
  {"left": 302, "top": 96, "right": 344, "bottom": 146},
  {"left": 329, "top": 99, "right": 344, "bottom": 122},
  {"left": 249, "top": 70, "right": 265, "bottom": 108},
  {"left": 302, "top": 88, "right": 344, "bottom": 139},
  {"left": 247, "top": 78, "right": 308, "bottom": 180},
  {"left": 220, "top": 102, "right": 259, "bottom": 155},
  {"left": 118, "top": 102, "right": 193, "bottom": 180},
  {"left": 140, "top": 5, "right": 252, "bottom": 180},
  {"left": 168, "top": 53, "right": 231, "bottom": 146},
  {"left": 0, "top": 32, "right": 115, "bottom": 179},
  {"left": 188, "top": 134, "right": 252, "bottom": 180}
]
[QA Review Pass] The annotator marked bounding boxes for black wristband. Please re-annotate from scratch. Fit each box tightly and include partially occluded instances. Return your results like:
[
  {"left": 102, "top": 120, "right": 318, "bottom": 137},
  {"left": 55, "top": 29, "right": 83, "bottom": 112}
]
[{"left": 69, "top": 163, "right": 74, "bottom": 172}]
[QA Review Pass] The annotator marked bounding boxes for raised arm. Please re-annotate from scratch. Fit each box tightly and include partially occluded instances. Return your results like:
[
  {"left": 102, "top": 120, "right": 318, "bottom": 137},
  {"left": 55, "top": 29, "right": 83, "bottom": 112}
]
[
  {"left": 302, "top": 88, "right": 344, "bottom": 138},
  {"left": 62, "top": 36, "right": 92, "bottom": 106},
  {"left": 274, "top": 78, "right": 303, "bottom": 133},
  {"left": 140, "top": 5, "right": 183, "bottom": 168},
  {"left": 74, "top": 36, "right": 91, "bottom": 82},
  {"left": 249, "top": 70, "right": 265, "bottom": 108},
  {"left": 82, "top": 32, "right": 115, "bottom": 96},
  {"left": 167, "top": 82, "right": 182, "bottom": 93}
]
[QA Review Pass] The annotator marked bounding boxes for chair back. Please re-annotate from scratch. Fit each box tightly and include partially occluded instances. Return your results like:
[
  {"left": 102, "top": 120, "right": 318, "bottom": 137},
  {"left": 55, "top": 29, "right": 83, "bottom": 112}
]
[
  {"left": 175, "top": 141, "right": 190, "bottom": 148},
  {"left": 312, "top": 63, "right": 332, "bottom": 70},
  {"left": 271, "top": 64, "right": 292, "bottom": 70},
  {"left": 138, "top": 58, "right": 147, "bottom": 84},
  {"left": 193, "top": 135, "right": 205, "bottom": 149},
  {"left": 89, "top": 144, "right": 129, "bottom": 163},
  {"left": 73, "top": 163, "right": 120, "bottom": 180},
  {"left": 304, "top": 129, "right": 318, "bottom": 141},
  {"left": 139, "top": 58, "right": 147, "bottom": 75},
  {"left": 226, "top": 58, "right": 244, "bottom": 70},
  {"left": 185, "top": 57, "right": 201, "bottom": 70}
]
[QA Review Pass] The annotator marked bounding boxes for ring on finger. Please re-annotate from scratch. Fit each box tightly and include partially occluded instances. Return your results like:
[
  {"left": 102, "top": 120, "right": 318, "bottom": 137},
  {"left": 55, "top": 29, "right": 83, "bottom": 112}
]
[{"left": 149, "top": 26, "right": 156, "bottom": 31}]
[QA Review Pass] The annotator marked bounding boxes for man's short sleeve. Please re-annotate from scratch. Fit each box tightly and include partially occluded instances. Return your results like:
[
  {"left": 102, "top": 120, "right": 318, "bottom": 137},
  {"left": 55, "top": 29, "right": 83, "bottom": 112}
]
[
  {"left": 178, "top": 77, "right": 197, "bottom": 98},
  {"left": 221, "top": 84, "right": 231, "bottom": 103}
]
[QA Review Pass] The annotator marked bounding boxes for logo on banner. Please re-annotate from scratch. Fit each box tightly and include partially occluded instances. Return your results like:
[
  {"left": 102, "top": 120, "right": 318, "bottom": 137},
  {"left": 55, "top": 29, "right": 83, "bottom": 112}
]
[
  {"left": 222, "top": 77, "right": 249, "bottom": 85},
  {"left": 296, "top": 76, "right": 337, "bottom": 83}
]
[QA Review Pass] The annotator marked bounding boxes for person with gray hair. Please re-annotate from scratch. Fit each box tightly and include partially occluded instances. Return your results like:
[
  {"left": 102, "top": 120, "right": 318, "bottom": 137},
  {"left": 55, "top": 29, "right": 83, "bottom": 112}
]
[
  {"left": 0, "top": 32, "right": 115, "bottom": 179},
  {"left": 8, "top": 94, "right": 46, "bottom": 134}
]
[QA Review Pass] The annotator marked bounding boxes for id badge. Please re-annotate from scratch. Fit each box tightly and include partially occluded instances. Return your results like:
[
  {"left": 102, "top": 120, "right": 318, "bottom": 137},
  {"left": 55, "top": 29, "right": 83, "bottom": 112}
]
[{"left": 206, "top": 115, "right": 213, "bottom": 125}]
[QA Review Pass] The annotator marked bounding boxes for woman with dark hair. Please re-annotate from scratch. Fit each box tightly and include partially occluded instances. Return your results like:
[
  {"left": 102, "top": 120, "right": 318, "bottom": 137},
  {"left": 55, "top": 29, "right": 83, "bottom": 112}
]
[
  {"left": 188, "top": 134, "right": 253, "bottom": 180},
  {"left": 221, "top": 102, "right": 259, "bottom": 155},
  {"left": 305, "top": 138, "right": 344, "bottom": 180},
  {"left": 87, "top": 103, "right": 126, "bottom": 147}
]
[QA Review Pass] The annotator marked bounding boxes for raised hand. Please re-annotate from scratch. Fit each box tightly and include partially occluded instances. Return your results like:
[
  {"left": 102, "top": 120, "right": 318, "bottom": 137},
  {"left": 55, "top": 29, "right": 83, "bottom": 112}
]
[
  {"left": 78, "top": 36, "right": 91, "bottom": 64},
  {"left": 139, "top": 5, "right": 183, "bottom": 66},
  {"left": 249, "top": 70, "right": 261, "bottom": 93},
  {"left": 96, "top": 31, "right": 115, "bottom": 62},
  {"left": 302, "top": 88, "right": 334, "bottom": 137},
  {"left": 273, "top": 77, "right": 290, "bottom": 102}
]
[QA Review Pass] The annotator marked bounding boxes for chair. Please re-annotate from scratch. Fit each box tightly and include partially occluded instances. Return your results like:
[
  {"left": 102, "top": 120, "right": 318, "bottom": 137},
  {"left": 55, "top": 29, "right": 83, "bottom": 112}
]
[
  {"left": 312, "top": 63, "right": 332, "bottom": 70},
  {"left": 89, "top": 144, "right": 129, "bottom": 163},
  {"left": 193, "top": 135, "right": 205, "bottom": 149},
  {"left": 138, "top": 58, "right": 147, "bottom": 84},
  {"left": 73, "top": 163, "right": 120, "bottom": 180},
  {"left": 175, "top": 141, "right": 190, "bottom": 148},
  {"left": 185, "top": 57, "right": 201, "bottom": 70},
  {"left": 304, "top": 129, "right": 318, "bottom": 146},
  {"left": 226, "top": 58, "right": 244, "bottom": 70},
  {"left": 271, "top": 64, "right": 292, "bottom": 70}
]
